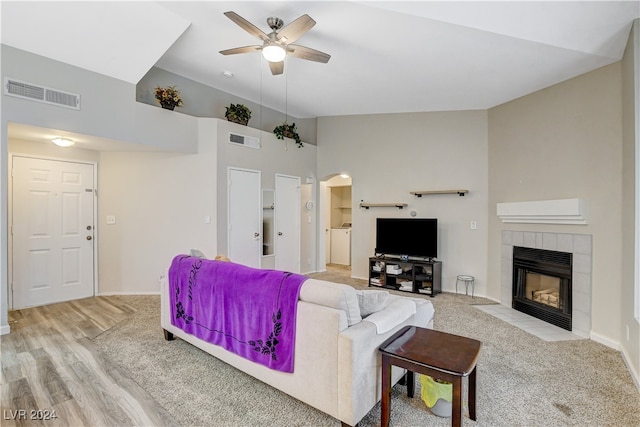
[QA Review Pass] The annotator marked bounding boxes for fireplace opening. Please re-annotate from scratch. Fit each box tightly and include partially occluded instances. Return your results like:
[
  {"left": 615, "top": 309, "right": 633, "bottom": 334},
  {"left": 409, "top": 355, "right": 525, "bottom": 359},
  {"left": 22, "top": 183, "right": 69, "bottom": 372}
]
[{"left": 512, "top": 247, "right": 572, "bottom": 331}]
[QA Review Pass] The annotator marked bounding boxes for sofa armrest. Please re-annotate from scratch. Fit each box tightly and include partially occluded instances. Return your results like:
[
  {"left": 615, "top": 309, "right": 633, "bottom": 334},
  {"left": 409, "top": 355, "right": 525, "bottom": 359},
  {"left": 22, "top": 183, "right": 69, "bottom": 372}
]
[
  {"left": 364, "top": 298, "right": 416, "bottom": 334},
  {"left": 337, "top": 313, "right": 417, "bottom": 426}
]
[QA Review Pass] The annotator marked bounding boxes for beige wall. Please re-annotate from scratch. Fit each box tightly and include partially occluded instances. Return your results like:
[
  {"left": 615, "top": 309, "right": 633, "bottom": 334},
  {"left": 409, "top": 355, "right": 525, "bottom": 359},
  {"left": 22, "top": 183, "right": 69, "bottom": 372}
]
[
  {"left": 621, "top": 19, "right": 640, "bottom": 386},
  {"left": 318, "top": 111, "right": 489, "bottom": 294},
  {"left": 488, "top": 63, "right": 623, "bottom": 344}
]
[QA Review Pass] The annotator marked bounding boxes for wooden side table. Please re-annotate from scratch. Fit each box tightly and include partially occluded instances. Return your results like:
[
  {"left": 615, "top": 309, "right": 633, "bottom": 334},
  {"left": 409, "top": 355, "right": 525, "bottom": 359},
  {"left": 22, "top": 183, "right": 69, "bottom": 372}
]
[{"left": 379, "top": 326, "right": 482, "bottom": 427}]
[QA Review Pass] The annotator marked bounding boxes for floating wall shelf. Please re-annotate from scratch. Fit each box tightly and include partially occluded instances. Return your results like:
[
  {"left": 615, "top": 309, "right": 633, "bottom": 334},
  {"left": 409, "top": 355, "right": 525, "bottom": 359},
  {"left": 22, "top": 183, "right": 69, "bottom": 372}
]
[
  {"left": 359, "top": 201, "right": 407, "bottom": 210},
  {"left": 410, "top": 189, "right": 469, "bottom": 197}
]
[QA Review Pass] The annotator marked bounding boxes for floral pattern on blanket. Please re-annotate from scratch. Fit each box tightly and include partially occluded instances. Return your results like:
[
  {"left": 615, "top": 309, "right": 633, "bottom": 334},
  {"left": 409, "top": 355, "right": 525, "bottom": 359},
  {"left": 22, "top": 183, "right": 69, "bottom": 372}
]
[{"left": 249, "top": 309, "right": 283, "bottom": 360}]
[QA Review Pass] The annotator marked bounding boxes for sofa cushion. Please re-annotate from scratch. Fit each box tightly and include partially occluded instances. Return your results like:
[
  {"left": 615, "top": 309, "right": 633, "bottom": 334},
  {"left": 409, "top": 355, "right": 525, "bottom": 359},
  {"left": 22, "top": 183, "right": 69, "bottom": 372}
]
[
  {"left": 364, "top": 298, "right": 416, "bottom": 334},
  {"left": 355, "top": 290, "right": 389, "bottom": 317},
  {"left": 300, "top": 279, "right": 362, "bottom": 326}
]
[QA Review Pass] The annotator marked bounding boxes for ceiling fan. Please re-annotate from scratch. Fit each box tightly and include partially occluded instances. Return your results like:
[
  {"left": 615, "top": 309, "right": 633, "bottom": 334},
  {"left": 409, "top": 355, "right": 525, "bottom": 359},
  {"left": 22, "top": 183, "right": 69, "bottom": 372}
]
[{"left": 219, "top": 11, "right": 331, "bottom": 75}]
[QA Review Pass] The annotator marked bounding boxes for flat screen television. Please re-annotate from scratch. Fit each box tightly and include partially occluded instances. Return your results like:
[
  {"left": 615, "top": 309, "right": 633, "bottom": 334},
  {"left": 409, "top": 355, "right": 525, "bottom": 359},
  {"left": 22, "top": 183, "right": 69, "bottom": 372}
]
[{"left": 375, "top": 218, "right": 438, "bottom": 259}]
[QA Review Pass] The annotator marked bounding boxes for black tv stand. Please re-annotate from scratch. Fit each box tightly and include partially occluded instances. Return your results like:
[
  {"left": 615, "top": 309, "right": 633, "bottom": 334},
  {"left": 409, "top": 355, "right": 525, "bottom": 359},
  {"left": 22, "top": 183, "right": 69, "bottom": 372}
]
[{"left": 368, "top": 256, "right": 442, "bottom": 297}]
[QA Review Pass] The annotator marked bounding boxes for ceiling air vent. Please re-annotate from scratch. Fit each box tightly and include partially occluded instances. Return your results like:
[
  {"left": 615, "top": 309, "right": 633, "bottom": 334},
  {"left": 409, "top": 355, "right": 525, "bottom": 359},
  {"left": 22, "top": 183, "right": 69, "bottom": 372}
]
[
  {"left": 228, "top": 132, "right": 260, "bottom": 149},
  {"left": 4, "top": 78, "right": 80, "bottom": 110}
]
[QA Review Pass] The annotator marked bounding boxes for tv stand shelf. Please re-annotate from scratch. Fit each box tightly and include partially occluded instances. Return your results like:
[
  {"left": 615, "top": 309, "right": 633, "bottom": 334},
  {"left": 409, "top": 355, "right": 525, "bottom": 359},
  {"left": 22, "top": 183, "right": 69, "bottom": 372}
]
[{"left": 369, "top": 257, "right": 442, "bottom": 297}]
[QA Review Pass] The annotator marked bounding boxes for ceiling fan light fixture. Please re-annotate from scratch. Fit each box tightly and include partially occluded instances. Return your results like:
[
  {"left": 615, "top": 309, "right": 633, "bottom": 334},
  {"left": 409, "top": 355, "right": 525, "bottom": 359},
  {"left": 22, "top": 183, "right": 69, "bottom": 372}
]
[
  {"left": 52, "top": 137, "right": 74, "bottom": 147},
  {"left": 262, "top": 44, "right": 286, "bottom": 63}
]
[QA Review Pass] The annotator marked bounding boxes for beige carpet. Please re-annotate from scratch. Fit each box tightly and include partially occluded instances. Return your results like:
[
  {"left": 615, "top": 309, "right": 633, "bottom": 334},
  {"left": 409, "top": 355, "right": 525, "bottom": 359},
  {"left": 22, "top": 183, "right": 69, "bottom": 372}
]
[{"left": 93, "top": 268, "right": 640, "bottom": 426}]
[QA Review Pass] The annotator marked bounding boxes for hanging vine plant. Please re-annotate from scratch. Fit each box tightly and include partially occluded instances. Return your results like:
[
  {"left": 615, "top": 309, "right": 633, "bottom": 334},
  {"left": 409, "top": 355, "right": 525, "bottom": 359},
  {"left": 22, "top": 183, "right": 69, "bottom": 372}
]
[{"left": 273, "top": 122, "right": 303, "bottom": 148}]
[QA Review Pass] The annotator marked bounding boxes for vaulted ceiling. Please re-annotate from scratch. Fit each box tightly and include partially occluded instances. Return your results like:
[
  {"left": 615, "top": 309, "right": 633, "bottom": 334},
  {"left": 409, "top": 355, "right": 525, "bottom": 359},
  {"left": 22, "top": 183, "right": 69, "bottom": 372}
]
[{"left": 2, "top": 1, "right": 639, "bottom": 118}]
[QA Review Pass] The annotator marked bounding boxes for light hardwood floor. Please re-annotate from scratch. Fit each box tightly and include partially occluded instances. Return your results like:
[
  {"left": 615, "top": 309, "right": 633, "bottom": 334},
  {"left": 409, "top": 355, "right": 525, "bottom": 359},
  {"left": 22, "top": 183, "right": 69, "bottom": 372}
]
[{"left": 1, "top": 296, "right": 178, "bottom": 427}]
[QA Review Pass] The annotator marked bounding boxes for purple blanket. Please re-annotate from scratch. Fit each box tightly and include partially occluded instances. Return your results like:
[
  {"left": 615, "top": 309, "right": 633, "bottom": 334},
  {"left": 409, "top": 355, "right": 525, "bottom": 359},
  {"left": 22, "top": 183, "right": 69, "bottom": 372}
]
[{"left": 168, "top": 255, "right": 307, "bottom": 372}]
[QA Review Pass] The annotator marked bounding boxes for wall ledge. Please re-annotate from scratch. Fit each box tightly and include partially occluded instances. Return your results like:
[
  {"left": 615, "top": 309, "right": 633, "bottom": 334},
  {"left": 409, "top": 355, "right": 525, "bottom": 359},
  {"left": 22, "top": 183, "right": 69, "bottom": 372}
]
[{"left": 496, "top": 198, "right": 586, "bottom": 224}]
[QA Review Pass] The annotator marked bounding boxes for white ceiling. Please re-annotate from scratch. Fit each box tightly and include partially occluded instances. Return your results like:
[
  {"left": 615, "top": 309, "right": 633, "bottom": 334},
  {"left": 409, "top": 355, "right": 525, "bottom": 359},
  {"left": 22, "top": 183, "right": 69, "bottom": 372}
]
[{"left": 2, "top": 1, "right": 639, "bottom": 120}]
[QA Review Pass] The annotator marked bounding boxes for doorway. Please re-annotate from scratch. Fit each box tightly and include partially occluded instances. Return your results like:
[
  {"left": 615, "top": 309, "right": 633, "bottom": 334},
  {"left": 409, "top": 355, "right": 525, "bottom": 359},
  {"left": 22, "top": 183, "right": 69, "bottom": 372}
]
[
  {"left": 324, "top": 175, "right": 352, "bottom": 273},
  {"left": 10, "top": 156, "right": 96, "bottom": 309}
]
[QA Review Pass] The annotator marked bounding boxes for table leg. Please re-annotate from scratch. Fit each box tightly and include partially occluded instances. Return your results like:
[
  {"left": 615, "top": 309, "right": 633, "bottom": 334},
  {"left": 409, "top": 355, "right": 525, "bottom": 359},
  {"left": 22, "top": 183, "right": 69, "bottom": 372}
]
[
  {"left": 406, "top": 371, "right": 414, "bottom": 398},
  {"left": 381, "top": 355, "right": 391, "bottom": 427},
  {"left": 469, "top": 367, "right": 477, "bottom": 421},
  {"left": 452, "top": 377, "right": 463, "bottom": 427}
]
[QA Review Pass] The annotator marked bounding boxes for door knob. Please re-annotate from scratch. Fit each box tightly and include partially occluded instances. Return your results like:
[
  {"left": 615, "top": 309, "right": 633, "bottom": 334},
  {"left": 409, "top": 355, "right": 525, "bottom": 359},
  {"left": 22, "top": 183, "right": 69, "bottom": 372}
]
[
  {"left": 254, "top": 232, "right": 260, "bottom": 238},
  {"left": 86, "top": 225, "right": 92, "bottom": 230},
  {"left": 278, "top": 232, "right": 283, "bottom": 236},
  {"left": 86, "top": 236, "right": 93, "bottom": 241}
]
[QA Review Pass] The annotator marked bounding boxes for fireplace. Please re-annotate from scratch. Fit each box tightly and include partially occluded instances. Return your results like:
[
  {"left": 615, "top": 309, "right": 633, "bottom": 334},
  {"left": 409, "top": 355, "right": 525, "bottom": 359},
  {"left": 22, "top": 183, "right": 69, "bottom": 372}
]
[{"left": 512, "top": 246, "right": 572, "bottom": 331}]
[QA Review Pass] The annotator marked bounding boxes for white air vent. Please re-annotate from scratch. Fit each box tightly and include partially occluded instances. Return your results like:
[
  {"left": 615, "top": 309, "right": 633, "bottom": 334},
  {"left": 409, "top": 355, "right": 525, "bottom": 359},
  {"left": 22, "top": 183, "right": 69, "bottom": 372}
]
[
  {"left": 228, "top": 132, "right": 260, "bottom": 149},
  {"left": 4, "top": 78, "right": 80, "bottom": 110}
]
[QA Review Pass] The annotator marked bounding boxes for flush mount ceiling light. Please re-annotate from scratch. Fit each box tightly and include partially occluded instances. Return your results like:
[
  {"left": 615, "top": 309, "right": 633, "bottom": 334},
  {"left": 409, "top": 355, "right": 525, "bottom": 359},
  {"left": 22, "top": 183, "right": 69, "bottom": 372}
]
[{"left": 52, "top": 137, "right": 74, "bottom": 147}]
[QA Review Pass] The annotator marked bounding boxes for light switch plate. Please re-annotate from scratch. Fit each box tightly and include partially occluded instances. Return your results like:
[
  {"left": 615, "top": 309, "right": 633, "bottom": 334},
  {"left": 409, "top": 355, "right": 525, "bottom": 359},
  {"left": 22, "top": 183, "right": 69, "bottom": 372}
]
[{"left": 106, "top": 215, "right": 116, "bottom": 225}]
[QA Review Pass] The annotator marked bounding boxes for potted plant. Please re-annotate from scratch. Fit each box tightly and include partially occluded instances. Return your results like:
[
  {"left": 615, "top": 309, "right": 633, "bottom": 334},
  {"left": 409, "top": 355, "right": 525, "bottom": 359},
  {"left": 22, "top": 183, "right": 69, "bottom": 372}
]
[
  {"left": 154, "top": 85, "right": 183, "bottom": 110},
  {"left": 225, "top": 103, "right": 252, "bottom": 125},
  {"left": 273, "top": 121, "right": 303, "bottom": 148}
]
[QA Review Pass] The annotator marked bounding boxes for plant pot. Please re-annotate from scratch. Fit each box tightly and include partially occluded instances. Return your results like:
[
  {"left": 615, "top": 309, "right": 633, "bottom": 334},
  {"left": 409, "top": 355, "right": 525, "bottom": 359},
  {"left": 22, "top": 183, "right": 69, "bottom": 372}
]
[
  {"left": 226, "top": 116, "right": 248, "bottom": 126},
  {"left": 161, "top": 104, "right": 175, "bottom": 111}
]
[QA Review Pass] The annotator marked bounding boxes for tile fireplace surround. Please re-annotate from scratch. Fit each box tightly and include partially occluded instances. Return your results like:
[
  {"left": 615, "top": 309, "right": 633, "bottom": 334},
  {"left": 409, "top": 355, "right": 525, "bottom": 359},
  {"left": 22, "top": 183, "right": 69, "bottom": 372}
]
[{"left": 501, "top": 231, "right": 592, "bottom": 338}]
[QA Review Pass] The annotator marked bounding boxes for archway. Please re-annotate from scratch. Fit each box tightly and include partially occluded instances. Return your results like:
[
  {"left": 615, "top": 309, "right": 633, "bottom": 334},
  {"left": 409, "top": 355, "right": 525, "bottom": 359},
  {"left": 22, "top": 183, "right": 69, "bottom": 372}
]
[{"left": 318, "top": 173, "right": 352, "bottom": 274}]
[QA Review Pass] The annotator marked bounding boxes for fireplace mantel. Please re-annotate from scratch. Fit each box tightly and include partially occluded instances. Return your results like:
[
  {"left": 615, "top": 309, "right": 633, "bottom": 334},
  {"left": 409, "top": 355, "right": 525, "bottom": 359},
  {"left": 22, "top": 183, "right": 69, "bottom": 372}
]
[{"left": 496, "top": 198, "right": 586, "bottom": 225}]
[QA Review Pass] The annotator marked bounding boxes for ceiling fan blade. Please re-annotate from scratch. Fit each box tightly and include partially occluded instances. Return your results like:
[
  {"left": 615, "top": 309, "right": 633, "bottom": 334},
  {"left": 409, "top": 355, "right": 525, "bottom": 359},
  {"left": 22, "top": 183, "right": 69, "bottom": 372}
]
[
  {"left": 219, "top": 45, "right": 262, "bottom": 56},
  {"left": 269, "top": 61, "right": 284, "bottom": 75},
  {"left": 287, "top": 45, "right": 331, "bottom": 63},
  {"left": 277, "top": 14, "right": 315, "bottom": 43},
  {"left": 224, "top": 11, "right": 269, "bottom": 42}
]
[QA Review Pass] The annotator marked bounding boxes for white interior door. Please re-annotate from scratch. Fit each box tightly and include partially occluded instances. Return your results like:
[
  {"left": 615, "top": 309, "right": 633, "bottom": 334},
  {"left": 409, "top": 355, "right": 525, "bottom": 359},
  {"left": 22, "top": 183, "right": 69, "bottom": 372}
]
[
  {"left": 228, "top": 167, "right": 261, "bottom": 268},
  {"left": 12, "top": 156, "right": 95, "bottom": 309},
  {"left": 275, "top": 174, "right": 301, "bottom": 273}
]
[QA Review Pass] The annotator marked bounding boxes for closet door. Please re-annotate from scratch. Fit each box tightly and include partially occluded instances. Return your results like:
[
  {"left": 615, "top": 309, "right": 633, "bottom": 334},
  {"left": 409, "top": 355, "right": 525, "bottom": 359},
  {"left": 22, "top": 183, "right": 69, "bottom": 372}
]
[
  {"left": 227, "top": 167, "right": 261, "bottom": 268},
  {"left": 275, "top": 174, "right": 301, "bottom": 273}
]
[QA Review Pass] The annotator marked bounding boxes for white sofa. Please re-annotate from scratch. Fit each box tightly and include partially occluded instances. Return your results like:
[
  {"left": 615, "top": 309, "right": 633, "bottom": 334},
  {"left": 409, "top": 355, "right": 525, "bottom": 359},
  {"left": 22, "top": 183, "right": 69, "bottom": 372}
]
[{"left": 160, "top": 275, "right": 434, "bottom": 426}]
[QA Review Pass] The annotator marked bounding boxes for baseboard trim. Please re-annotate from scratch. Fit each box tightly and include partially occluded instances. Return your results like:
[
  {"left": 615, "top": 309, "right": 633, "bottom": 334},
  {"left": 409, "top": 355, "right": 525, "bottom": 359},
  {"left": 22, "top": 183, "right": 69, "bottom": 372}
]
[
  {"left": 1, "top": 324, "right": 10, "bottom": 335},
  {"left": 620, "top": 345, "right": 640, "bottom": 392},
  {"left": 98, "top": 291, "right": 160, "bottom": 296},
  {"left": 590, "top": 331, "right": 620, "bottom": 350}
]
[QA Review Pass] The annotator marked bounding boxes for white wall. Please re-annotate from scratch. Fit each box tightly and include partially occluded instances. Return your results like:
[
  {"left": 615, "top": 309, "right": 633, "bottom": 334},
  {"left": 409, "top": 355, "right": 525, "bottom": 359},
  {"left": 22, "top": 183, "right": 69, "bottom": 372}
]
[
  {"left": 317, "top": 111, "right": 489, "bottom": 295},
  {"left": 97, "top": 119, "right": 218, "bottom": 294}
]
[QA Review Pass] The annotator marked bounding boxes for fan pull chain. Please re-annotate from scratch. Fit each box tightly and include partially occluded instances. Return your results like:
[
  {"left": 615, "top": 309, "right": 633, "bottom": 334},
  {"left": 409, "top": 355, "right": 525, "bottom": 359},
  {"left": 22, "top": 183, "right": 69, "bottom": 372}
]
[{"left": 284, "top": 57, "right": 289, "bottom": 151}]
